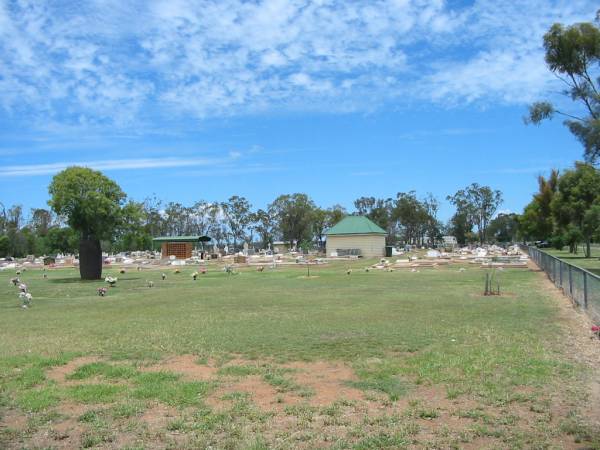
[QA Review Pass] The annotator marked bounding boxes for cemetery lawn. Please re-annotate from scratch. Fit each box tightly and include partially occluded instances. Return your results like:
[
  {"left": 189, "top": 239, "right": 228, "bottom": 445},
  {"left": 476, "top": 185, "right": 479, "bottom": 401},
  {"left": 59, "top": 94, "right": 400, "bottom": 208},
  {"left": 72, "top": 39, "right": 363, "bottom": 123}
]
[
  {"left": 546, "top": 248, "right": 600, "bottom": 276},
  {"left": 1, "top": 261, "right": 599, "bottom": 449}
]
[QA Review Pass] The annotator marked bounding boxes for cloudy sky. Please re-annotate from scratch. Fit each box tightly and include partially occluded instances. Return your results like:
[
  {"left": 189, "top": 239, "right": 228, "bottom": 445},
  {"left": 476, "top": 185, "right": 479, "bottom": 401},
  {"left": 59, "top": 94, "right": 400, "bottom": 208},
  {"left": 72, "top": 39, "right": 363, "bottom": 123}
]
[{"left": 0, "top": 0, "right": 597, "bottom": 219}]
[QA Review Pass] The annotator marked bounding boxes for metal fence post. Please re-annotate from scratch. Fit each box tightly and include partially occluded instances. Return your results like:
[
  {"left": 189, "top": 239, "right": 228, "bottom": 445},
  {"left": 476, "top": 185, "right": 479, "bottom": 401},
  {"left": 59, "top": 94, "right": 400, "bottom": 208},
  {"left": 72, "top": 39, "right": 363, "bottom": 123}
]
[
  {"left": 569, "top": 265, "right": 573, "bottom": 297},
  {"left": 583, "top": 271, "right": 588, "bottom": 309},
  {"left": 560, "top": 260, "right": 563, "bottom": 287}
]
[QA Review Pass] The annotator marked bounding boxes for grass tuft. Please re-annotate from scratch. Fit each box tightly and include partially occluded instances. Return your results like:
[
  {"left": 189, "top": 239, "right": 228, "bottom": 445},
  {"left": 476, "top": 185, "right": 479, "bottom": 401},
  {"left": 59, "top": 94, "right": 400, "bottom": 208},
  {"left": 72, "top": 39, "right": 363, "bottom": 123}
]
[
  {"left": 67, "top": 384, "right": 125, "bottom": 404},
  {"left": 67, "top": 362, "right": 137, "bottom": 381}
]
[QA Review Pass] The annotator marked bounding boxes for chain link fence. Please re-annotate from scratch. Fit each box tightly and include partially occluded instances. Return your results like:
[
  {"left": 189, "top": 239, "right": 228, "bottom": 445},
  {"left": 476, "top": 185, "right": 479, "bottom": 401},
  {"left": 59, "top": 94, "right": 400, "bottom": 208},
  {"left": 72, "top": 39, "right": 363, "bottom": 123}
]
[{"left": 526, "top": 246, "right": 600, "bottom": 324}]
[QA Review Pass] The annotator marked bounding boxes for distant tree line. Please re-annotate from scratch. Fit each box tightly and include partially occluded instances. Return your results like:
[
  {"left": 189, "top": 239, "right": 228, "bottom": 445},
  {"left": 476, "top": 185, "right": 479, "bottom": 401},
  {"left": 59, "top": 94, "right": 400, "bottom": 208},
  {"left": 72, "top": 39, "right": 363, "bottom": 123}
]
[{"left": 0, "top": 173, "right": 510, "bottom": 261}]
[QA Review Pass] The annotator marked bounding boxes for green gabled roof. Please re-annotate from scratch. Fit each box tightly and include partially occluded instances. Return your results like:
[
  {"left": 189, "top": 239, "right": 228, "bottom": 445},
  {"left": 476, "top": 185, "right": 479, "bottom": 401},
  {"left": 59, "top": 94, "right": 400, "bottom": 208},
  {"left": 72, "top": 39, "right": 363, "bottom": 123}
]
[
  {"left": 325, "top": 216, "right": 387, "bottom": 236},
  {"left": 152, "top": 235, "right": 211, "bottom": 243}
]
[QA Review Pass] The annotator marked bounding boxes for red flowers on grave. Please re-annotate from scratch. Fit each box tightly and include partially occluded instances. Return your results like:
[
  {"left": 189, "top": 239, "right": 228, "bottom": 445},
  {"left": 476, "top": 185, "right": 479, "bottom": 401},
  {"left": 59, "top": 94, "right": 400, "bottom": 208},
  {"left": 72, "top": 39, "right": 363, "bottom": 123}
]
[
  {"left": 592, "top": 325, "right": 600, "bottom": 339},
  {"left": 97, "top": 287, "right": 108, "bottom": 297}
]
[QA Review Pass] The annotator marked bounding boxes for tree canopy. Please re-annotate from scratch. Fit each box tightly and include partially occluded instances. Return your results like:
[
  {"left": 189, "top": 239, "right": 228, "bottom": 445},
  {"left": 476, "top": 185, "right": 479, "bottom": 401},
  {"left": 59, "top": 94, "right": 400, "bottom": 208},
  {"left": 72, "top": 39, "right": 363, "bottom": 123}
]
[
  {"left": 527, "top": 19, "right": 600, "bottom": 163},
  {"left": 447, "top": 183, "right": 503, "bottom": 245},
  {"left": 268, "top": 193, "right": 316, "bottom": 246},
  {"left": 48, "top": 167, "right": 126, "bottom": 241}
]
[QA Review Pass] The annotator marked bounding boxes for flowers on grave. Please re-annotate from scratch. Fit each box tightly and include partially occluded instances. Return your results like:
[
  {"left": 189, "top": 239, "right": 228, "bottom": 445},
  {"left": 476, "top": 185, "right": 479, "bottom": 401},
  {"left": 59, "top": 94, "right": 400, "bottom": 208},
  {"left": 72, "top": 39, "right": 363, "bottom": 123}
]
[
  {"left": 174, "top": 269, "right": 181, "bottom": 274},
  {"left": 161, "top": 273, "right": 166, "bottom": 280},
  {"left": 105, "top": 276, "right": 118, "bottom": 287},
  {"left": 19, "top": 292, "right": 32, "bottom": 308},
  {"left": 200, "top": 266, "right": 207, "bottom": 274},
  {"left": 191, "top": 271, "right": 199, "bottom": 280},
  {"left": 257, "top": 266, "right": 264, "bottom": 272},
  {"left": 147, "top": 280, "right": 154, "bottom": 288},
  {"left": 18, "top": 283, "right": 28, "bottom": 293},
  {"left": 97, "top": 287, "right": 108, "bottom": 297},
  {"left": 10, "top": 277, "right": 20, "bottom": 286},
  {"left": 15, "top": 270, "right": 21, "bottom": 275},
  {"left": 120, "top": 269, "right": 126, "bottom": 274},
  {"left": 592, "top": 325, "right": 600, "bottom": 339}
]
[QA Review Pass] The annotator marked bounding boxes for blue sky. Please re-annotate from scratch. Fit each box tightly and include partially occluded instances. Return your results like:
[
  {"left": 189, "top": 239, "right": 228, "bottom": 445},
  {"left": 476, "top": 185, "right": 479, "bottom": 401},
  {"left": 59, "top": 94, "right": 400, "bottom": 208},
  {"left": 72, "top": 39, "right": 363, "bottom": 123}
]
[{"left": 0, "top": 0, "right": 596, "bottom": 221}]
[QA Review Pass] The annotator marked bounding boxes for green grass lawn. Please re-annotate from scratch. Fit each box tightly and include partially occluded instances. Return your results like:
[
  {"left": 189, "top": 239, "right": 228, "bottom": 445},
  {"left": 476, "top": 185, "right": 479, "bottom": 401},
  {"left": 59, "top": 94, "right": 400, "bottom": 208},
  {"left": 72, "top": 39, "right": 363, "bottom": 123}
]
[
  {"left": 546, "top": 247, "right": 600, "bottom": 276},
  {"left": 0, "top": 261, "right": 598, "bottom": 449}
]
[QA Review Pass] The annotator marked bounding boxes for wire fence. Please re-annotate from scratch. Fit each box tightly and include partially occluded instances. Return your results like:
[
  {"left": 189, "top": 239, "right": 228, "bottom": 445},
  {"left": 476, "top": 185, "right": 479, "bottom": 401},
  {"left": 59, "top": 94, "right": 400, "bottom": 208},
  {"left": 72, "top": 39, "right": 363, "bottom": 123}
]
[{"left": 526, "top": 246, "right": 600, "bottom": 324}]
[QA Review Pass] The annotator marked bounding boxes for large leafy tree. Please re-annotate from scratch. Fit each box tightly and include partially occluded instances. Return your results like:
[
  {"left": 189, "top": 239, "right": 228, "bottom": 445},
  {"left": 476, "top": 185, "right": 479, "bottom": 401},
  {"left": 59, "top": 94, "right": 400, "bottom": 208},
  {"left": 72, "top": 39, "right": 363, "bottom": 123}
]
[
  {"left": 393, "top": 192, "right": 426, "bottom": 245},
  {"left": 448, "top": 210, "right": 473, "bottom": 246},
  {"left": 327, "top": 204, "right": 347, "bottom": 227},
  {"left": 163, "top": 202, "right": 190, "bottom": 236},
  {"left": 487, "top": 213, "right": 520, "bottom": 243},
  {"left": 221, "top": 195, "right": 252, "bottom": 250},
  {"left": 268, "top": 193, "right": 316, "bottom": 247},
  {"left": 0, "top": 235, "right": 9, "bottom": 257},
  {"left": 48, "top": 167, "right": 125, "bottom": 279},
  {"left": 447, "top": 183, "right": 503, "bottom": 245},
  {"left": 142, "top": 195, "right": 167, "bottom": 237},
  {"left": 113, "top": 200, "right": 152, "bottom": 252},
  {"left": 551, "top": 162, "right": 600, "bottom": 256},
  {"left": 527, "top": 19, "right": 600, "bottom": 163},
  {"left": 45, "top": 227, "right": 79, "bottom": 254},
  {"left": 206, "top": 204, "right": 228, "bottom": 247},
  {"left": 519, "top": 170, "right": 559, "bottom": 241},
  {"left": 423, "top": 193, "right": 442, "bottom": 247},
  {"left": 30, "top": 208, "right": 53, "bottom": 236},
  {"left": 353, "top": 196, "right": 395, "bottom": 243},
  {"left": 311, "top": 205, "right": 347, "bottom": 249},
  {"left": 312, "top": 208, "right": 329, "bottom": 250},
  {"left": 249, "top": 208, "right": 276, "bottom": 249}
]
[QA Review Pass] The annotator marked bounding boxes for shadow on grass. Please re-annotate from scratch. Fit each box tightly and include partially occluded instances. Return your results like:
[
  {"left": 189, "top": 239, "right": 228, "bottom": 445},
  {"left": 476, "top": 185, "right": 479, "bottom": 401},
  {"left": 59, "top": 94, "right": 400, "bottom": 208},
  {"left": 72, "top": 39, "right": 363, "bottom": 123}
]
[
  {"left": 48, "top": 278, "right": 98, "bottom": 284},
  {"left": 49, "top": 277, "right": 143, "bottom": 284}
]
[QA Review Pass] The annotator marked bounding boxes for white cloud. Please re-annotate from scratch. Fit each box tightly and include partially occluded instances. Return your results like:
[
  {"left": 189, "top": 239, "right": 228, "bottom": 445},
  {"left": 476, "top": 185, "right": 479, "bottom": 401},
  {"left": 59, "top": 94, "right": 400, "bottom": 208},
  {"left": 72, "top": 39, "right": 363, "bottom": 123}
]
[
  {"left": 0, "top": 155, "right": 236, "bottom": 177},
  {"left": 0, "top": 0, "right": 597, "bottom": 126}
]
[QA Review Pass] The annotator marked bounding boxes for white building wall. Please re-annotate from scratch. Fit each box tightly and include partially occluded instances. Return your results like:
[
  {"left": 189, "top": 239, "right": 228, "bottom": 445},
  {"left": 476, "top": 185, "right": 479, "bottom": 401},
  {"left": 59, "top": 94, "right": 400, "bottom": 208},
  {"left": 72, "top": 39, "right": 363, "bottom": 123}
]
[{"left": 326, "top": 234, "right": 386, "bottom": 258}]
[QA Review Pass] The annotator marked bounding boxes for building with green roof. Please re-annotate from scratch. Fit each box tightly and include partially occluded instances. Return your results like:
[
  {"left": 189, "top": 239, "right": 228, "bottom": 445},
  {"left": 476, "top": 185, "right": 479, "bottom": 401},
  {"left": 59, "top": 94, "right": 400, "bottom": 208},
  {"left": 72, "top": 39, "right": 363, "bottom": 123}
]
[{"left": 325, "top": 216, "right": 387, "bottom": 257}]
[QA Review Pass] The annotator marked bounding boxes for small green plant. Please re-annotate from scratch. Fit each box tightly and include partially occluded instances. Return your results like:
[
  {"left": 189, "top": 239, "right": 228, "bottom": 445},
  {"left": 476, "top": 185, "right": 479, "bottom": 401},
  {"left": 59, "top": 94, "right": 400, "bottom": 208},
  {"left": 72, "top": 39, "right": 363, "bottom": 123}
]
[{"left": 417, "top": 408, "right": 439, "bottom": 419}]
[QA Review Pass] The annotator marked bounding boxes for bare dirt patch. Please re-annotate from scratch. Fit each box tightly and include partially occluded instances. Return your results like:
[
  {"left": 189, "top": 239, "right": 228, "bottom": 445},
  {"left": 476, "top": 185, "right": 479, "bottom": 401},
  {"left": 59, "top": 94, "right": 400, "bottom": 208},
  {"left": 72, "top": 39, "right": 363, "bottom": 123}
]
[
  {"left": 0, "top": 408, "right": 28, "bottom": 430},
  {"left": 9, "top": 414, "right": 85, "bottom": 450},
  {"left": 139, "top": 354, "right": 217, "bottom": 381},
  {"left": 207, "top": 375, "right": 293, "bottom": 411},
  {"left": 140, "top": 403, "right": 179, "bottom": 431},
  {"left": 284, "top": 361, "right": 365, "bottom": 406}
]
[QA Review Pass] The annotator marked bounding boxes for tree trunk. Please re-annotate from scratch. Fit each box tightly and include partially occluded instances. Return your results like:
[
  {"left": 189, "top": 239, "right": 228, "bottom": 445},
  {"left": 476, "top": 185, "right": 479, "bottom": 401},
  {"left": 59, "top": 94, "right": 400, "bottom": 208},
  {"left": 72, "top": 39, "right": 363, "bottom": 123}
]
[
  {"left": 585, "top": 240, "right": 591, "bottom": 258},
  {"left": 79, "top": 236, "right": 102, "bottom": 280}
]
